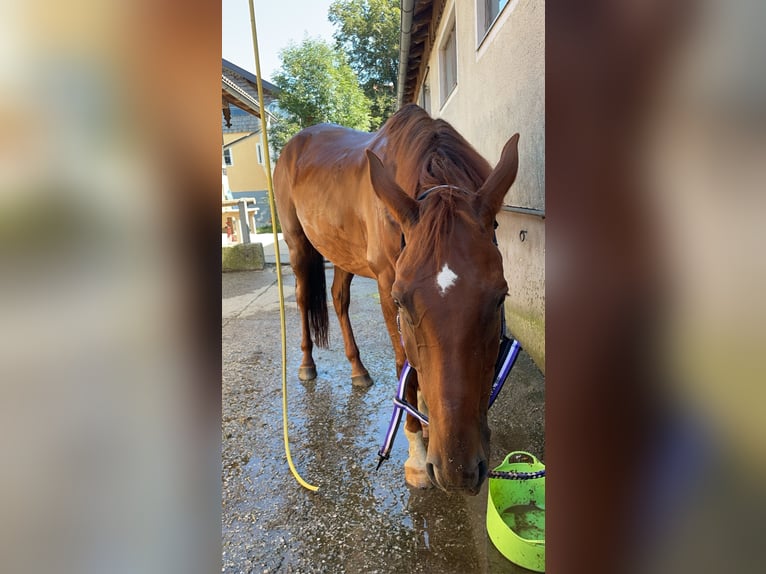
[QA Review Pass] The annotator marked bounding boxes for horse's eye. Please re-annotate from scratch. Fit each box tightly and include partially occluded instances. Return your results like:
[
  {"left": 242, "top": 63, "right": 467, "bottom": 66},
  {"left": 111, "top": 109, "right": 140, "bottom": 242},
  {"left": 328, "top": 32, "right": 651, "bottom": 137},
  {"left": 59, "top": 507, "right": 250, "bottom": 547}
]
[{"left": 392, "top": 298, "right": 401, "bottom": 308}]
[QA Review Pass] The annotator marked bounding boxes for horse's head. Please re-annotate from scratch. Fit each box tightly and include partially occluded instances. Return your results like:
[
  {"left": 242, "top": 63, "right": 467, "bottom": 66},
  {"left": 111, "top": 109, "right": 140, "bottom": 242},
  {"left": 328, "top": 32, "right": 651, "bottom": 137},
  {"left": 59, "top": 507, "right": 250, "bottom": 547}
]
[{"left": 366, "top": 134, "right": 519, "bottom": 493}]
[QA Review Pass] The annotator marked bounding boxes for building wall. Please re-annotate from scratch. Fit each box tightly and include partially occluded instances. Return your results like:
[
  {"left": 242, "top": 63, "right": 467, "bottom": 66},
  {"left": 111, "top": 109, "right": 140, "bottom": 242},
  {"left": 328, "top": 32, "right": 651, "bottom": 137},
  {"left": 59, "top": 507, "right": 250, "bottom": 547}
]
[
  {"left": 222, "top": 132, "right": 269, "bottom": 194},
  {"left": 416, "top": 0, "right": 545, "bottom": 371}
]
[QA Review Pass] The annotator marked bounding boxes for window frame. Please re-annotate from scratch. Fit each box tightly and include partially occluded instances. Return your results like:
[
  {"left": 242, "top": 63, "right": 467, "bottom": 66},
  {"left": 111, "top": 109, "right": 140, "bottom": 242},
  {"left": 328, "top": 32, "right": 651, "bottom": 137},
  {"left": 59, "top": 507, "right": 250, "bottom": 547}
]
[
  {"left": 476, "top": 0, "right": 513, "bottom": 50},
  {"left": 419, "top": 68, "right": 431, "bottom": 115},
  {"left": 438, "top": 11, "right": 458, "bottom": 108},
  {"left": 256, "top": 142, "right": 264, "bottom": 166}
]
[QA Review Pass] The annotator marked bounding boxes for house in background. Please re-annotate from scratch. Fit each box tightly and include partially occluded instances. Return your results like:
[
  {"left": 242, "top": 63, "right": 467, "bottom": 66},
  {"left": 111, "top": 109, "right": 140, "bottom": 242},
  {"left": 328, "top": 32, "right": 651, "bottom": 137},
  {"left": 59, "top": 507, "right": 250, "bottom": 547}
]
[
  {"left": 398, "top": 0, "right": 545, "bottom": 371},
  {"left": 222, "top": 58, "right": 280, "bottom": 242}
]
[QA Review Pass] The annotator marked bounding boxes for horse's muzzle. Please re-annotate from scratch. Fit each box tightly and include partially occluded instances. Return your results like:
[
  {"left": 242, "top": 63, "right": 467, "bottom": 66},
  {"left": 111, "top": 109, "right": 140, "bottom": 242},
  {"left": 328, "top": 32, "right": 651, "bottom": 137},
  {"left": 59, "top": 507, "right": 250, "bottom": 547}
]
[{"left": 426, "top": 458, "right": 489, "bottom": 495}]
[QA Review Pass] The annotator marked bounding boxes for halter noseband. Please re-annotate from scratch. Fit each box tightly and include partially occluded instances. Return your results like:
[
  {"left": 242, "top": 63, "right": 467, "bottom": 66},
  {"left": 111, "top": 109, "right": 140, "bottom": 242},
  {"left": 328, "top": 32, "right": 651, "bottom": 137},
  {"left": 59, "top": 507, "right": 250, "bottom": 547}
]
[{"left": 400, "top": 184, "right": 471, "bottom": 250}]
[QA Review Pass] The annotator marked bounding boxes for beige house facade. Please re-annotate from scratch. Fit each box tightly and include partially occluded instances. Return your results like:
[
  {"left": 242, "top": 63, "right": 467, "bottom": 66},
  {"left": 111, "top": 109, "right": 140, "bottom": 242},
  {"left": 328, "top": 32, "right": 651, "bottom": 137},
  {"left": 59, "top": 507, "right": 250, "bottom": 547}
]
[
  {"left": 223, "top": 112, "right": 269, "bottom": 205},
  {"left": 221, "top": 59, "right": 280, "bottom": 240},
  {"left": 399, "top": 0, "right": 545, "bottom": 371}
]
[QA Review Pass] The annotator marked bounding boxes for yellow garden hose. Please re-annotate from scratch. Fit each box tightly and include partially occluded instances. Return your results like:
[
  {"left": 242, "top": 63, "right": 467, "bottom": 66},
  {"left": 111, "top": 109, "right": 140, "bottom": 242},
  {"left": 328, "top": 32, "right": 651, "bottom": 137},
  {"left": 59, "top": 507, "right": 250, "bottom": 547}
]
[{"left": 248, "top": 1, "right": 318, "bottom": 492}]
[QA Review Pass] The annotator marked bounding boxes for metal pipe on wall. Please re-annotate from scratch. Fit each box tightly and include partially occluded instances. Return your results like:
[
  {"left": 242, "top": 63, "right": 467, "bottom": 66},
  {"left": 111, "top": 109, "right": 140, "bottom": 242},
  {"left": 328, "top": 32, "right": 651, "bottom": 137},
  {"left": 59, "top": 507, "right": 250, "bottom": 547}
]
[{"left": 396, "top": 0, "right": 415, "bottom": 108}]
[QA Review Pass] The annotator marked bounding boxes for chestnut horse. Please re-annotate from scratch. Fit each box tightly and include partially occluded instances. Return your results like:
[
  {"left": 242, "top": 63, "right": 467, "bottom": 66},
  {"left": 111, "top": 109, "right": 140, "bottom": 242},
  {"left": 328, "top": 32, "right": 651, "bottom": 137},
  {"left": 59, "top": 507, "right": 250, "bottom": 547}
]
[{"left": 273, "top": 104, "right": 519, "bottom": 494}]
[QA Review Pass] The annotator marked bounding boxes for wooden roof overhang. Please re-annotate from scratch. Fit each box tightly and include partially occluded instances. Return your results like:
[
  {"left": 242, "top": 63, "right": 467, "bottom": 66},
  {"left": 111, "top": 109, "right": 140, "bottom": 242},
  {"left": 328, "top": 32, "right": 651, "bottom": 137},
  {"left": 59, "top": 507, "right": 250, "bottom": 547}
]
[
  {"left": 222, "top": 74, "right": 265, "bottom": 119},
  {"left": 398, "top": 0, "right": 447, "bottom": 106},
  {"left": 221, "top": 58, "right": 280, "bottom": 126}
]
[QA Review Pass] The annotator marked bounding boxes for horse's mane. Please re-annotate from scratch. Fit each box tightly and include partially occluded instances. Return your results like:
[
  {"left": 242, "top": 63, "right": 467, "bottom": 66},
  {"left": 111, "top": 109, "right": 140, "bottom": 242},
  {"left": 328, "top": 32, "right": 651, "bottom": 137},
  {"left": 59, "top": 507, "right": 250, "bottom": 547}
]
[
  {"left": 376, "top": 104, "right": 492, "bottom": 195},
  {"left": 412, "top": 186, "right": 483, "bottom": 271},
  {"left": 375, "top": 104, "right": 493, "bottom": 270}
]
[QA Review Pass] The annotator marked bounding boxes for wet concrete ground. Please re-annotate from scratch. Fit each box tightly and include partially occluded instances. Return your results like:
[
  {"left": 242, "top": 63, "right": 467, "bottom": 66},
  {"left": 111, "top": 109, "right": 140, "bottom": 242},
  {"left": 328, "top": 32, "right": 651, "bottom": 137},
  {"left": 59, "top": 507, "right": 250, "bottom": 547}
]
[{"left": 222, "top": 265, "right": 545, "bottom": 573}]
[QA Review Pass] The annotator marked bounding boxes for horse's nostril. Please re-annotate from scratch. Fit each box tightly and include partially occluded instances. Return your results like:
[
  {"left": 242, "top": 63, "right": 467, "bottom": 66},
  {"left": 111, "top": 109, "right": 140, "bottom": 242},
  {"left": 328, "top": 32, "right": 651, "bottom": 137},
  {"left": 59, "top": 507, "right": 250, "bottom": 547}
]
[{"left": 477, "top": 459, "right": 489, "bottom": 486}]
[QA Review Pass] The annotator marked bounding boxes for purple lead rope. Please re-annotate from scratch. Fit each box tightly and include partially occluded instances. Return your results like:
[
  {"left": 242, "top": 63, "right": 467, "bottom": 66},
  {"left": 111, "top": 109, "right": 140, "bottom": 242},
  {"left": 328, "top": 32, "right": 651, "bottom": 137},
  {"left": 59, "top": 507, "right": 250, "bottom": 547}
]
[
  {"left": 376, "top": 362, "right": 410, "bottom": 470},
  {"left": 489, "top": 336, "right": 521, "bottom": 407}
]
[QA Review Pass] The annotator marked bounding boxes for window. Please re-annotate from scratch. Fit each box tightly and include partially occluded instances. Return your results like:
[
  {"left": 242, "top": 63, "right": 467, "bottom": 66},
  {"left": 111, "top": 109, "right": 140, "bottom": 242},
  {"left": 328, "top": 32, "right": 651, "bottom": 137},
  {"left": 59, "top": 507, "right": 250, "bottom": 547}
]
[
  {"left": 256, "top": 142, "right": 264, "bottom": 165},
  {"left": 223, "top": 147, "right": 233, "bottom": 166},
  {"left": 478, "top": 0, "right": 510, "bottom": 42},
  {"left": 439, "top": 17, "right": 457, "bottom": 105},
  {"left": 419, "top": 69, "right": 431, "bottom": 115},
  {"left": 487, "top": 0, "right": 509, "bottom": 28}
]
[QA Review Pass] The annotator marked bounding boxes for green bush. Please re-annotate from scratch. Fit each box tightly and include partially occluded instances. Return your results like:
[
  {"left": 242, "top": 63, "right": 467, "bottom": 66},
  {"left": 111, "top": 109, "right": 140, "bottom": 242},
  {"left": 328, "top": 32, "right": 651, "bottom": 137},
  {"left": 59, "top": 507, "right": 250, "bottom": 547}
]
[{"left": 256, "top": 220, "right": 281, "bottom": 234}]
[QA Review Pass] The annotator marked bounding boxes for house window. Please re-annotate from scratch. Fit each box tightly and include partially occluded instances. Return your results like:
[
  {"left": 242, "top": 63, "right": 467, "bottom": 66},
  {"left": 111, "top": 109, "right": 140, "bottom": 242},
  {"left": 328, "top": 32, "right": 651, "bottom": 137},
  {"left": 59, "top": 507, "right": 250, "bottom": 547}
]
[
  {"left": 439, "top": 16, "right": 457, "bottom": 106},
  {"left": 478, "top": 0, "right": 510, "bottom": 41},
  {"left": 256, "top": 142, "right": 264, "bottom": 165},
  {"left": 223, "top": 148, "right": 233, "bottom": 166},
  {"left": 419, "top": 69, "right": 431, "bottom": 115},
  {"left": 486, "top": 0, "right": 509, "bottom": 28}
]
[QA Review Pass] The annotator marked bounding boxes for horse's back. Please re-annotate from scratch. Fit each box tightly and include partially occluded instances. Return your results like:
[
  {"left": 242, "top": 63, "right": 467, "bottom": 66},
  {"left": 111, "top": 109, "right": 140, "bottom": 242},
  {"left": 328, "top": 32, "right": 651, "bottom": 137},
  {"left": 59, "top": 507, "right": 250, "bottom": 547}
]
[
  {"left": 276, "top": 123, "right": 374, "bottom": 187},
  {"left": 274, "top": 124, "right": 382, "bottom": 278}
]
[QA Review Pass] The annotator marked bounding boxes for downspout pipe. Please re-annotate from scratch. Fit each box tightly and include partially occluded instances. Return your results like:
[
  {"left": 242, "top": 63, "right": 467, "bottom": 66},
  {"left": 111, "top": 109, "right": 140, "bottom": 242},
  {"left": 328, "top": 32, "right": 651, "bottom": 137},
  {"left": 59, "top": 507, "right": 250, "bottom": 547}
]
[{"left": 396, "top": 0, "right": 415, "bottom": 108}]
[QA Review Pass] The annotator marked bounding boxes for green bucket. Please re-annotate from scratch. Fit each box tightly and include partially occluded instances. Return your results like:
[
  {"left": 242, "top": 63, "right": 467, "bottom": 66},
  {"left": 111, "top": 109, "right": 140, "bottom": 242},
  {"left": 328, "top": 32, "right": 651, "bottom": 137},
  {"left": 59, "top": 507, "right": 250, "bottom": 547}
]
[{"left": 486, "top": 451, "right": 546, "bottom": 572}]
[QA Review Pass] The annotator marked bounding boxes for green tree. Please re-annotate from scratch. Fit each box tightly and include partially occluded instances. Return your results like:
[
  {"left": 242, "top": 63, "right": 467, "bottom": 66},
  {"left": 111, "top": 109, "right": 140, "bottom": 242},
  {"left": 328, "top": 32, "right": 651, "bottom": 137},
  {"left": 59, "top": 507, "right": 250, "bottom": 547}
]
[
  {"left": 270, "top": 37, "right": 371, "bottom": 155},
  {"left": 328, "top": 0, "right": 400, "bottom": 129}
]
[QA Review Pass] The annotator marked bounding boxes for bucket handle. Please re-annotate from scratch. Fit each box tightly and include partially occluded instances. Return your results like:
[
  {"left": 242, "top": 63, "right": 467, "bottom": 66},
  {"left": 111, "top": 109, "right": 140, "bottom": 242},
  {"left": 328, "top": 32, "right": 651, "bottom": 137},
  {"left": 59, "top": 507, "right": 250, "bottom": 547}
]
[{"left": 502, "top": 451, "right": 541, "bottom": 466}]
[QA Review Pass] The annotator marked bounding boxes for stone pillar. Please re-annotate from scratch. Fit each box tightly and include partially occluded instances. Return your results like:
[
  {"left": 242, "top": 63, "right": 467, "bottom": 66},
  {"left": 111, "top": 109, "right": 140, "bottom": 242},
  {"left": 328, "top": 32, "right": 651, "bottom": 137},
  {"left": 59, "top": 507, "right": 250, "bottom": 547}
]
[{"left": 237, "top": 200, "right": 250, "bottom": 244}]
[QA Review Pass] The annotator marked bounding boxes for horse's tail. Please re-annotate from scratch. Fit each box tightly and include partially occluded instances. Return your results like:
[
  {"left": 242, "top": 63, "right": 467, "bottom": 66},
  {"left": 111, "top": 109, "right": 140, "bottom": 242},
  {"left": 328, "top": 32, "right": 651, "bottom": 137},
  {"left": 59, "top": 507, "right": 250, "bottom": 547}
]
[{"left": 304, "top": 245, "right": 329, "bottom": 349}]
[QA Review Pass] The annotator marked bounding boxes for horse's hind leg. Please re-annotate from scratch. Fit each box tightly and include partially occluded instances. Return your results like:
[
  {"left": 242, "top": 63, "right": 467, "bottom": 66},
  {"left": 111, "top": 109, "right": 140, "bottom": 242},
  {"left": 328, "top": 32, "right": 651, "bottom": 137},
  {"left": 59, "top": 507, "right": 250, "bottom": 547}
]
[
  {"left": 284, "top": 230, "right": 329, "bottom": 381},
  {"left": 331, "top": 266, "right": 373, "bottom": 387}
]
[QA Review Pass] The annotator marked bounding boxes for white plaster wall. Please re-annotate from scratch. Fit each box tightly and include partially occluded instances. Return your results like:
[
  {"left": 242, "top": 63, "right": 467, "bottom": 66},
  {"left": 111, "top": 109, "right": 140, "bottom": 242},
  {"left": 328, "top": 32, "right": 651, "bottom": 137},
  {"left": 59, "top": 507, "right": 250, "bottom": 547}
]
[{"left": 419, "top": 0, "right": 545, "bottom": 370}]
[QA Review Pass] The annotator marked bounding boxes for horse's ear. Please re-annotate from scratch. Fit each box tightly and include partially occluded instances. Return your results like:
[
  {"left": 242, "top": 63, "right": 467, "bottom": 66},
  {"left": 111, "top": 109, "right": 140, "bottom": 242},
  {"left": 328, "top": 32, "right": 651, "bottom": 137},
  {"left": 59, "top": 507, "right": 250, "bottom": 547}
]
[
  {"left": 475, "top": 133, "right": 520, "bottom": 228},
  {"left": 366, "top": 149, "right": 419, "bottom": 230}
]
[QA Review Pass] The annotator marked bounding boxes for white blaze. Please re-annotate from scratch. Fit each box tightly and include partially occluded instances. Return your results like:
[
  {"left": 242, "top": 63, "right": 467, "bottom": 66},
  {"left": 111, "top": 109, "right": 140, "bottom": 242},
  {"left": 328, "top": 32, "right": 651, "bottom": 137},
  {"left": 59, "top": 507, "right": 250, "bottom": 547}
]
[{"left": 436, "top": 263, "right": 458, "bottom": 296}]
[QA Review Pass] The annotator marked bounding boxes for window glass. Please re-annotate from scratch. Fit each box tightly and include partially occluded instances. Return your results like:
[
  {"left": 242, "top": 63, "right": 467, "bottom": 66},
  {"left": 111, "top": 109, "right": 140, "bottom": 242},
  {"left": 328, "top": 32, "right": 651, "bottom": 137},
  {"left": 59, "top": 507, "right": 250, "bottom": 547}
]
[
  {"left": 440, "top": 22, "right": 457, "bottom": 104},
  {"left": 486, "top": 0, "right": 509, "bottom": 29}
]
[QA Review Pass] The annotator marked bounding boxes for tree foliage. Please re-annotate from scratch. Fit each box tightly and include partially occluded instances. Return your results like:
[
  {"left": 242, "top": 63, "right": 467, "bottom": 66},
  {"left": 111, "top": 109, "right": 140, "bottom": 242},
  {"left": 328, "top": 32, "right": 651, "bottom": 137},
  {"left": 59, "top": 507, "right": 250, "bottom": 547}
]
[
  {"left": 328, "top": 0, "right": 400, "bottom": 129},
  {"left": 270, "top": 37, "right": 371, "bottom": 155}
]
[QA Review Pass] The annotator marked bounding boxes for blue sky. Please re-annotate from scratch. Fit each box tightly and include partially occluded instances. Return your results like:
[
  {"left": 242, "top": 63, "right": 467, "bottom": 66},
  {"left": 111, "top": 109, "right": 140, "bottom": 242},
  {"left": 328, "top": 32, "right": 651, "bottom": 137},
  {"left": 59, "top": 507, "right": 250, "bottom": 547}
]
[{"left": 222, "top": 0, "right": 336, "bottom": 82}]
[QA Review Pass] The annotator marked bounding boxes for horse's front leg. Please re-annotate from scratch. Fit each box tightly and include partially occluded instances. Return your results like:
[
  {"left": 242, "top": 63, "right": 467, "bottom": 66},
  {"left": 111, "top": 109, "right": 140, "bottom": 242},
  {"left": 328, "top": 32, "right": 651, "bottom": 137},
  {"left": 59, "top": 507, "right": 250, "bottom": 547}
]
[
  {"left": 403, "top": 383, "right": 433, "bottom": 490},
  {"left": 331, "top": 266, "right": 373, "bottom": 387},
  {"left": 377, "top": 274, "right": 433, "bottom": 489}
]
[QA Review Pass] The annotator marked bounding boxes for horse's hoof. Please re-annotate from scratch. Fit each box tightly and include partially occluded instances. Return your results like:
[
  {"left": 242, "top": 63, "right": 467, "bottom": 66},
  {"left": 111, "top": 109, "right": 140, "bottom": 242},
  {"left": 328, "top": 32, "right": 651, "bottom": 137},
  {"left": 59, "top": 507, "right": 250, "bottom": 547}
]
[
  {"left": 404, "top": 461, "right": 434, "bottom": 489},
  {"left": 351, "top": 373, "right": 373, "bottom": 387},
  {"left": 298, "top": 366, "right": 317, "bottom": 381}
]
